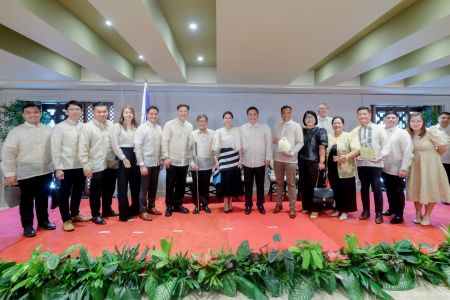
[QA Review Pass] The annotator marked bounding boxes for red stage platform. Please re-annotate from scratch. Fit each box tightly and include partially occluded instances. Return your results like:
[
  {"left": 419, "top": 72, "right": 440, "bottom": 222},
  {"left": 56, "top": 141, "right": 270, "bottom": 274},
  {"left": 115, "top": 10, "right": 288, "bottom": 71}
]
[{"left": 0, "top": 195, "right": 448, "bottom": 262}]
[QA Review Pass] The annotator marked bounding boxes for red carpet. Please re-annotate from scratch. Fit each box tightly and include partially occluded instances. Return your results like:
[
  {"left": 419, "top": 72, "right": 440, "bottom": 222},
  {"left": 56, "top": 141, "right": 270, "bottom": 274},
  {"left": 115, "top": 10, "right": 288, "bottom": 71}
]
[{"left": 0, "top": 194, "right": 448, "bottom": 262}]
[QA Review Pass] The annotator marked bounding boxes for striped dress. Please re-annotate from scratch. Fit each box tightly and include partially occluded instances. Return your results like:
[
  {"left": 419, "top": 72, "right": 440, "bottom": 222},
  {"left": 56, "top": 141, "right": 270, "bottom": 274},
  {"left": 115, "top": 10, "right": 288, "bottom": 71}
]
[{"left": 213, "top": 127, "right": 244, "bottom": 197}]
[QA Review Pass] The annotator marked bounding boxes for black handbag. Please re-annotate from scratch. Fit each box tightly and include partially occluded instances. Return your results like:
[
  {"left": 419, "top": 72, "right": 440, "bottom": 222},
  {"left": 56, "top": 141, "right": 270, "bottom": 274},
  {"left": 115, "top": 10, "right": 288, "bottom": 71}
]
[
  {"left": 51, "top": 176, "right": 61, "bottom": 209},
  {"left": 313, "top": 171, "right": 334, "bottom": 206}
]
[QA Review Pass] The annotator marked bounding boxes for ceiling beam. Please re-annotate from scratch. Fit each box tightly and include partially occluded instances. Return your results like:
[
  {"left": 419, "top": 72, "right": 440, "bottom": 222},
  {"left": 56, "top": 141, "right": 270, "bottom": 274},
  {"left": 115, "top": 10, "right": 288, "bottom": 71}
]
[
  {"left": 89, "top": 0, "right": 187, "bottom": 83},
  {"left": 0, "top": 25, "right": 80, "bottom": 79},
  {"left": 361, "top": 36, "right": 450, "bottom": 86},
  {"left": 405, "top": 65, "right": 450, "bottom": 87},
  {"left": 0, "top": 0, "right": 134, "bottom": 81},
  {"left": 315, "top": 0, "right": 450, "bottom": 86}
]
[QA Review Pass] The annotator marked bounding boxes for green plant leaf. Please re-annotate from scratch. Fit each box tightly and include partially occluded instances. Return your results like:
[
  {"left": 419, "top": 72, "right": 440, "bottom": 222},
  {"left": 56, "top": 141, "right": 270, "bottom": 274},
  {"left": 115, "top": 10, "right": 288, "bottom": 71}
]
[
  {"left": 154, "top": 278, "right": 177, "bottom": 300},
  {"left": 260, "top": 270, "right": 281, "bottom": 297},
  {"left": 79, "top": 247, "right": 90, "bottom": 267},
  {"left": 160, "top": 238, "right": 173, "bottom": 259},
  {"left": 441, "top": 265, "right": 450, "bottom": 286},
  {"left": 373, "top": 260, "right": 389, "bottom": 273},
  {"left": 268, "top": 250, "right": 278, "bottom": 263},
  {"left": 288, "top": 274, "right": 318, "bottom": 300},
  {"left": 345, "top": 235, "right": 359, "bottom": 252},
  {"left": 220, "top": 273, "right": 237, "bottom": 297},
  {"left": 236, "top": 241, "right": 252, "bottom": 262},
  {"left": 45, "top": 255, "right": 60, "bottom": 271},
  {"left": 318, "top": 271, "right": 336, "bottom": 294},
  {"left": 273, "top": 233, "right": 281, "bottom": 242},
  {"left": 310, "top": 250, "right": 323, "bottom": 270},
  {"left": 235, "top": 275, "right": 268, "bottom": 300},
  {"left": 107, "top": 285, "right": 141, "bottom": 300},
  {"left": 301, "top": 251, "right": 310, "bottom": 270},
  {"left": 382, "top": 272, "right": 415, "bottom": 291},
  {"left": 144, "top": 274, "right": 158, "bottom": 299},
  {"left": 339, "top": 271, "right": 364, "bottom": 300}
]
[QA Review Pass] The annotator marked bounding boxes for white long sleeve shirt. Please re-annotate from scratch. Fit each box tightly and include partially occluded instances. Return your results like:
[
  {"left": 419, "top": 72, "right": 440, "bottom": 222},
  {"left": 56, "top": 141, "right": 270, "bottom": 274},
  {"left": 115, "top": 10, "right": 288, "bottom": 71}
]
[
  {"left": 1, "top": 122, "right": 53, "bottom": 180},
  {"left": 161, "top": 118, "right": 193, "bottom": 166},
  {"left": 383, "top": 126, "right": 413, "bottom": 175},
  {"left": 51, "top": 119, "right": 83, "bottom": 170},
  {"left": 79, "top": 119, "right": 114, "bottom": 173},
  {"left": 134, "top": 121, "right": 162, "bottom": 167},
  {"left": 430, "top": 124, "right": 450, "bottom": 164},
  {"left": 190, "top": 129, "right": 215, "bottom": 170},
  {"left": 240, "top": 122, "right": 272, "bottom": 168},
  {"left": 110, "top": 123, "right": 136, "bottom": 160},
  {"left": 317, "top": 116, "right": 333, "bottom": 134},
  {"left": 273, "top": 120, "right": 304, "bottom": 164},
  {"left": 351, "top": 122, "right": 390, "bottom": 168}
]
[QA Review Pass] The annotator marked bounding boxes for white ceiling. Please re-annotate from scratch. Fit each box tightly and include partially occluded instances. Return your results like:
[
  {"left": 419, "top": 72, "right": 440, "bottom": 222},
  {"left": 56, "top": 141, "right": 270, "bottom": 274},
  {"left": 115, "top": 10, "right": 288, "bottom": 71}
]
[{"left": 0, "top": 0, "right": 450, "bottom": 94}]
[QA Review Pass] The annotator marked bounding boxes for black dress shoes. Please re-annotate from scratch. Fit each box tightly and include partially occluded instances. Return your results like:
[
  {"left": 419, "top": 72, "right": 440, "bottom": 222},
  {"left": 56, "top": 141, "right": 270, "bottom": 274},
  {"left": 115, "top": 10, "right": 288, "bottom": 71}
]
[
  {"left": 38, "top": 222, "right": 56, "bottom": 230},
  {"left": 245, "top": 206, "right": 252, "bottom": 215},
  {"left": 203, "top": 206, "right": 212, "bottom": 213},
  {"left": 165, "top": 208, "right": 172, "bottom": 217},
  {"left": 23, "top": 227, "right": 36, "bottom": 237},
  {"left": 173, "top": 205, "right": 189, "bottom": 214},
  {"left": 390, "top": 216, "right": 404, "bottom": 224},
  {"left": 359, "top": 211, "right": 370, "bottom": 220},
  {"left": 92, "top": 216, "right": 106, "bottom": 225},
  {"left": 382, "top": 209, "right": 393, "bottom": 216},
  {"left": 105, "top": 210, "right": 120, "bottom": 217},
  {"left": 193, "top": 206, "right": 200, "bottom": 214},
  {"left": 257, "top": 205, "right": 266, "bottom": 215},
  {"left": 375, "top": 213, "right": 384, "bottom": 224}
]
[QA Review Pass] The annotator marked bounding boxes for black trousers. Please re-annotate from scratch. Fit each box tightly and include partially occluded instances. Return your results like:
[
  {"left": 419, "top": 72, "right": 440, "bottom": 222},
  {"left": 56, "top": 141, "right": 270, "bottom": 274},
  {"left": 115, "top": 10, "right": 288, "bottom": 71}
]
[
  {"left": 243, "top": 166, "right": 265, "bottom": 208},
  {"left": 192, "top": 169, "right": 212, "bottom": 208},
  {"left": 58, "top": 168, "right": 86, "bottom": 222},
  {"left": 358, "top": 166, "right": 383, "bottom": 214},
  {"left": 18, "top": 173, "right": 52, "bottom": 228},
  {"left": 117, "top": 148, "right": 141, "bottom": 219},
  {"left": 381, "top": 172, "right": 405, "bottom": 217},
  {"left": 165, "top": 165, "right": 188, "bottom": 209},
  {"left": 444, "top": 163, "right": 450, "bottom": 185},
  {"left": 89, "top": 168, "right": 117, "bottom": 217},
  {"left": 139, "top": 166, "right": 160, "bottom": 213},
  {"left": 298, "top": 159, "right": 322, "bottom": 212}
]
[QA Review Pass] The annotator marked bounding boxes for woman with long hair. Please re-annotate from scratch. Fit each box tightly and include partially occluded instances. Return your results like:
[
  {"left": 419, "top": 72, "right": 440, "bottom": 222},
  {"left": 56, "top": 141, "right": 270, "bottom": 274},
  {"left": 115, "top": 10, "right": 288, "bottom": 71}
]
[
  {"left": 213, "top": 111, "right": 243, "bottom": 213},
  {"left": 406, "top": 112, "right": 450, "bottom": 225},
  {"left": 111, "top": 105, "right": 140, "bottom": 222}
]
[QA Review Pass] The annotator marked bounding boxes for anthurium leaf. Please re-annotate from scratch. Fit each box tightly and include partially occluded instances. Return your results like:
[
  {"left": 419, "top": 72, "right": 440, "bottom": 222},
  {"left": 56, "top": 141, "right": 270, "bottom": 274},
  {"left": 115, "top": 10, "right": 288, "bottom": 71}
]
[
  {"left": 144, "top": 274, "right": 158, "bottom": 299},
  {"left": 288, "top": 275, "right": 318, "bottom": 300},
  {"left": 235, "top": 275, "right": 268, "bottom": 300},
  {"left": 236, "top": 241, "right": 252, "bottom": 262},
  {"left": 154, "top": 278, "right": 177, "bottom": 300},
  {"left": 220, "top": 273, "right": 237, "bottom": 297}
]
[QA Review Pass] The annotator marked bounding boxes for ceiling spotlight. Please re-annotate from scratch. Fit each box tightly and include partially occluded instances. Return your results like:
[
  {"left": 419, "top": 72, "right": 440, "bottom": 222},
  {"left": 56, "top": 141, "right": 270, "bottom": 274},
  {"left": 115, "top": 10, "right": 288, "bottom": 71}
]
[
  {"left": 189, "top": 23, "right": 198, "bottom": 30},
  {"left": 197, "top": 56, "right": 204, "bottom": 62},
  {"left": 105, "top": 20, "right": 113, "bottom": 26},
  {"left": 139, "top": 55, "right": 144, "bottom": 60}
]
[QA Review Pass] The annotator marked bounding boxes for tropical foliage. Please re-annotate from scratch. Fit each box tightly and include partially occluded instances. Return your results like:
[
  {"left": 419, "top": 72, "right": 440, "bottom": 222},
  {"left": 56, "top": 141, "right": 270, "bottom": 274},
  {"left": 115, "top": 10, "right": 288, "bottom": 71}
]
[{"left": 0, "top": 226, "right": 449, "bottom": 300}]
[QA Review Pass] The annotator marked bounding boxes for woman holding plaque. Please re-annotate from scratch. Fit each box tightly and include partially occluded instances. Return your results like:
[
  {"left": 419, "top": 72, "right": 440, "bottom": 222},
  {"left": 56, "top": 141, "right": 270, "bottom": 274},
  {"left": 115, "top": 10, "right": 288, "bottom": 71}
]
[
  {"left": 298, "top": 111, "right": 328, "bottom": 219},
  {"left": 213, "top": 111, "right": 243, "bottom": 213},
  {"left": 326, "top": 117, "right": 359, "bottom": 220},
  {"left": 406, "top": 112, "right": 450, "bottom": 225}
]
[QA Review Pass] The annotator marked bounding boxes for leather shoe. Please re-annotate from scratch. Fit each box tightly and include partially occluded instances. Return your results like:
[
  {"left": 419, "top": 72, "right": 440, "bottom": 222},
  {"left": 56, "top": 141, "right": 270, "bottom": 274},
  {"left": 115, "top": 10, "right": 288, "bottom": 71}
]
[
  {"left": 245, "top": 206, "right": 251, "bottom": 215},
  {"left": 257, "top": 205, "right": 266, "bottom": 215},
  {"left": 173, "top": 205, "right": 189, "bottom": 214},
  {"left": 23, "top": 227, "right": 36, "bottom": 237},
  {"left": 165, "top": 208, "right": 172, "bottom": 217},
  {"left": 203, "top": 206, "right": 211, "bottom": 213},
  {"left": 390, "top": 216, "right": 404, "bottom": 224},
  {"left": 139, "top": 213, "right": 152, "bottom": 221},
  {"left": 359, "top": 211, "right": 370, "bottom": 220},
  {"left": 103, "top": 210, "right": 119, "bottom": 217},
  {"left": 375, "top": 213, "right": 384, "bottom": 224},
  {"left": 382, "top": 209, "right": 393, "bottom": 216},
  {"left": 92, "top": 216, "right": 106, "bottom": 225},
  {"left": 38, "top": 222, "right": 56, "bottom": 230},
  {"left": 193, "top": 206, "right": 200, "bottom": 214},
  {"left": 289, "top": 208, "right": 296, "bottom": 219},
  {"left": 273, "top": 203, "right": 282, "bottom": 213},
  {"left": 119, "top": 217, "right": 134, "bottom": 222},
  {"left": 148, "top": 207, "right": 162, "bottom": 215}
]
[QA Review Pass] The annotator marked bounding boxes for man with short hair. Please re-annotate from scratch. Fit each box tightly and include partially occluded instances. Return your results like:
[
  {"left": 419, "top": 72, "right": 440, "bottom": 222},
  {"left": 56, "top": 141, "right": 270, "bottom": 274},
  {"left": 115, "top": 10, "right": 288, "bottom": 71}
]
[
  {"left": 381, "top": 112, "right": 413, "bottom": 224},
  {"left": 430, "top": 111, "right": 450, "bottom": 205},
  {"left": 272, "top": 105, "right": 304, "bottom": 218},
  {"left": 190, "top": 114, "right": 215, "bottom": 214},
  {"left": 1, "top": 102, "right": 56, "bottom": 237},
  {"left": 52, "top": 100, "right": 91, "bottom": 231},
  {"left": 240, "top": 106, "right": 272, "bottom": 215},
  {"left": 351, "top": 106, "right": 390, "bottom": 224},
  {"left": 79, "top": 102, "right": 118, "bottom": 225},
  {"left": 317, "top": 103, "right": 333, "bottom": 134},
  {"left": 135, "top": 106, "right": 163, "bottom": 221},
  {"left": 162, "top": 103, "right": 193, "bottom": 217}
]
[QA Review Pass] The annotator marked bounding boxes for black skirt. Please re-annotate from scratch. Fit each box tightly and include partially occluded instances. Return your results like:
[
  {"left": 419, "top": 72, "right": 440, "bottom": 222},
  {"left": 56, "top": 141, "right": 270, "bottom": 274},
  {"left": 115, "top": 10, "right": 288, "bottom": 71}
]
[{"left": 216, "top": 148, "right": 243, "bottom": 198}]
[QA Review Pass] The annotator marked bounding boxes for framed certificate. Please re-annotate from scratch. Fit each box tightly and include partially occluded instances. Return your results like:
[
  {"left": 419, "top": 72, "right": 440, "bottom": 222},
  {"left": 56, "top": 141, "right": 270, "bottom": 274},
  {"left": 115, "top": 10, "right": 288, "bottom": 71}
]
[{"left": 360, "top": 144, "right": 376, "bottom": 160}]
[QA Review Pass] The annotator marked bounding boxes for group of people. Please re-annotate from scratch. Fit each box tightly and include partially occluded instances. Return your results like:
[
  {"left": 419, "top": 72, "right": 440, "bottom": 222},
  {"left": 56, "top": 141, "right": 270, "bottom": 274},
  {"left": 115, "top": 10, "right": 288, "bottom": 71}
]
[{"left": 1, "top": 101, "right": 449, "bottom": 238}]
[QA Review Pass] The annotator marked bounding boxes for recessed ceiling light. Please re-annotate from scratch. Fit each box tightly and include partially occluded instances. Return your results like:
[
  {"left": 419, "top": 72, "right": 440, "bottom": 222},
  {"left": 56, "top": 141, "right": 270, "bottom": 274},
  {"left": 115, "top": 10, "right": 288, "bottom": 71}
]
[
  {"left": 105, "top": 20, "right": 112, "bottom": 27},
  {"left": 197, "top": 56, "right": 204, "bottom": 62},
  {"left": 189, "top": 23, "right": 198, "bottom": 30},
  {"left": 139, "top": 55, "right": 144, "bottom": 60}
]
